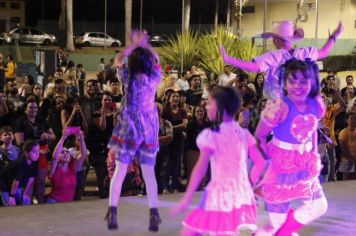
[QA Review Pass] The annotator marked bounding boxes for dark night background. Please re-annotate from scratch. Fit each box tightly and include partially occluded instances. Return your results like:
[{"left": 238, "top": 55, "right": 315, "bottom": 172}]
[{"left": 26, "top": 0, "right": 229, "bottom": 26}]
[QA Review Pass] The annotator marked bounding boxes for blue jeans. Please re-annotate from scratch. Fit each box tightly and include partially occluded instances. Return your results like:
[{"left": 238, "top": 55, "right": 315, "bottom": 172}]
[{"left": 0, "top": 189, "right": 30, "bottom": 206}]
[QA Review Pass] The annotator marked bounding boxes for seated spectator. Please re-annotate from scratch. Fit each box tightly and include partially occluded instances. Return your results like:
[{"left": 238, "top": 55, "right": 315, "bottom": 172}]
[
  {"left": 45, "top": 78, "right": 66, "bottom": 100},
  {"left": 106, "top": 77, "right": 123, "bottom": 103},
  {"left": 18, "top": 75, "right": 35, "bottom": 98},
  {"left": 347, "top": 97, "right": 356, "bottom": 113},
  {"left": 5, "top": 80, "right": 24, "bottom": 125},
  {"left": 47, "top": 127, "right": 86, "bottom": 203},
  {"left": 253, "top": 73, "right": 264, "bottom": 100},
  {"left": 76, "top": 64, "right": 86, "bottom": 97},
  {"left": 338, "top": 112, "right": 356, "bottom": 180},
  {"left": 0, "top": 126, "right": 20, "bottom": 163},
  {"left": 178, "top": 90, "right": 192, "bottom": 119},
  {"left": 157, "top": 73, "right": 180, "bottom": 100},
  {"left": 0, "top": 140, "right": 39, "bottom": 206},
  {"left": 186, "top": 74, "right": 203, "bottom": 106},
  {"left": 48, "top": 96, "right": 66, "bottom": 146}
]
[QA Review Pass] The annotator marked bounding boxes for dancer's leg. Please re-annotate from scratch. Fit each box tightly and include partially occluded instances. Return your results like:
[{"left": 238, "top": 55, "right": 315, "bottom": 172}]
[
  {"left": 109, "top": 161, "right": 128, "bottom": 206},
  {"left": 295, "top": 196, "right": 328, "bottom": 225},
  {"left": 181, "top": 227, "right": 201, "bottom": 236},
  {"left": 141, "top": 164, "right": 158, "bottom": 208}
]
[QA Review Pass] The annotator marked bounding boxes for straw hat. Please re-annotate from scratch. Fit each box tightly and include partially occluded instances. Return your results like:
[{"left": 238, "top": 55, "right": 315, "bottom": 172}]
[{"left": 261, "top": 20, "right": 304, "bottom": 42}]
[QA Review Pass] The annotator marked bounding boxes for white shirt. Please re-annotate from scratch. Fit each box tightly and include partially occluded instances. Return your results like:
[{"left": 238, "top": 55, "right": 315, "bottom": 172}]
[
  {"left": 176, "top": 78, "right": 190, "bottom": 91},
  {"left": 218, "top": 72, "right": 237, "bottom": 86}
]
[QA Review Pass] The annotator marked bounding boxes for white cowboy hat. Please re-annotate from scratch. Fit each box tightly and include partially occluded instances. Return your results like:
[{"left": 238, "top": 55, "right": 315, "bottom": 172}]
[{"left": 261, "top": 20, "right": 304, "bottom": 42}]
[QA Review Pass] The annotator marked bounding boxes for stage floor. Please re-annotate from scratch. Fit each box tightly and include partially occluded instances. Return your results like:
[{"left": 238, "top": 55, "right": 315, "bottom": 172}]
[{"left": 1, "top": 180, "right": 355, "bottom": 236}]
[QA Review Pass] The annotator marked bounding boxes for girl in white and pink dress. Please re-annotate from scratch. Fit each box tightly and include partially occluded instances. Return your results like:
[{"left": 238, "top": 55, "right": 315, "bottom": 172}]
[
  {"left": 254, "top": 59, "right": 327, "bottom": 236},
  {"left": 171, "top": 86, "right": 266, "bottom": 236}
]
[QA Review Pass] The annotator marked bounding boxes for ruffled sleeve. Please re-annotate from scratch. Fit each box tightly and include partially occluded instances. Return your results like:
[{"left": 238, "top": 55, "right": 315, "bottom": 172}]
[
  {"left": 196, "top": 128, "right": 214, "bottom": 154},
  {"left": 261, "top": 98, "right": 289, "bottom": 127}
]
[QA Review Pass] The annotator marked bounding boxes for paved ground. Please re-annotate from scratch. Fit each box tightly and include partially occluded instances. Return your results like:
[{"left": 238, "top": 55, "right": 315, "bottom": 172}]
[{"left": 0, "top": 180, "right": 355, "bottom": 236}]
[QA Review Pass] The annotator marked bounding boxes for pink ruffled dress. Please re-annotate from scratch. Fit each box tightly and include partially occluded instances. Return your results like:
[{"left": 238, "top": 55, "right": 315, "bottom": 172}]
[
  {"left": 183, "top": 121, "right": 258, "bottom": 235},
  {"left": 258, "top": 97, "right": 324, "bottom": 204}
]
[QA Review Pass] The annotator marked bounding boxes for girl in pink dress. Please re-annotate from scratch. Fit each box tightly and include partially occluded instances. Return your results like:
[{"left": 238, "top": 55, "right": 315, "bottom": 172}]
[
  {"left": 254, "top": 59, "right": 327, "bottom": 236},
  {"left": 171, "top": 86, "right": 266, "bottom": 236}
]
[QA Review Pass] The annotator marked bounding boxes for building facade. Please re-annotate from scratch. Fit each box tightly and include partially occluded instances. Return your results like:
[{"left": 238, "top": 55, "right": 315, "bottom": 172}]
[{"left": 0, "top": 0, "right": 25, "bottom": 33}]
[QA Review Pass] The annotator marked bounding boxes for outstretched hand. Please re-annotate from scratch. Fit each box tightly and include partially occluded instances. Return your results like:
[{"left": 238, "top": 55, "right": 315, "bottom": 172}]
[
  {"left": 170, "top": 199, "right": 189, "bottom": 217},
  {"left": 220, "top": 46, "right": 229, "bottom": 64},
  {"left": 332, "top": 22, "right": 343, "bottom": 38}
]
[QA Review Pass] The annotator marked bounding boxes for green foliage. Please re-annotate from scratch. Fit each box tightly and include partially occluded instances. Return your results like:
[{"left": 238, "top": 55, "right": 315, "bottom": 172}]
[
  {"left": 159, "top": 31, "right": 200, "bottom": 70},
  {"left": 198, "top": 26, "right": 240, "bottom": 76},
  {"left": 323, "top": 55, "right": 356, "bottom": 71},
  {"left": 198, "top": 26, "right": 262, "bottom": 79}
]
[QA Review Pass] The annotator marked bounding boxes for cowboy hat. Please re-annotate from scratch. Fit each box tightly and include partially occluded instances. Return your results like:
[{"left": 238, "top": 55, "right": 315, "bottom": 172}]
[{"left": 261, "top": 20, "right": 304, "bottom": 42}]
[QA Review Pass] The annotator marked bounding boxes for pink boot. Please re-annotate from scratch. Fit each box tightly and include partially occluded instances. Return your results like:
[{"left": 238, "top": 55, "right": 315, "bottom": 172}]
[{"left": 275, "top": 209, "right": 304, "bottom": 236}]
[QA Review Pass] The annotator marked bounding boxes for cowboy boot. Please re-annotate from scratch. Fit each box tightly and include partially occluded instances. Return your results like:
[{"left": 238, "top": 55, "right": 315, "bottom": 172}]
[
  {"left": 148, "top": 208, "right": 162, "bottom": 232},
  {"left": 105, "top": 206, "right": 118, "bottom": 230},
  {"left": 275, "top": 209, "right": 304, "bottom": 236}
]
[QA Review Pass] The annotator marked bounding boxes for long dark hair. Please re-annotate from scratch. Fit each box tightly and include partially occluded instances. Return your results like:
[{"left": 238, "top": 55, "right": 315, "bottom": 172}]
[
  {"left": 279, "top": 58, "right": 320, "bottom": 98},
  {"left": 209, "top": 86, "right": 242, "bottom": 131},
  {"left": 21, "top": 139, "right": 39, "bottom": 159}
]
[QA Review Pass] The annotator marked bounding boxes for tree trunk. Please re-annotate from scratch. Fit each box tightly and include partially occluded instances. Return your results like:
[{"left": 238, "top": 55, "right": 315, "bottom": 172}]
[
  {"left": 59, "top": 0, "right": 66, "bottom": 31},
  {"left": 184, "top": 0, "right": 191, "bottom": 33},
  {"left": 214, "top": 0, "right": 219, "bottom": 29},
  {"left": 66, "top": 0, "right": 75, "bottom": 51},
  {"left": 125, "top": 0, "right": 132, "bottom": 46}
]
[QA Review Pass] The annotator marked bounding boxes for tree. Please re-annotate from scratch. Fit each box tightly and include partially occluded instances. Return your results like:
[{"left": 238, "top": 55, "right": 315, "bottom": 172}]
[
  {"left": 125, "top": 0, "right": 132, "bottom": 46},
  {"left": 183, "top": 0, "right": 191, "bottom": 33},
  {"left": 58, "top": 0, "right": 74, "bottom": 51},
  {"left": 66, "top": 0, "right": 74, "bottom": 51}
]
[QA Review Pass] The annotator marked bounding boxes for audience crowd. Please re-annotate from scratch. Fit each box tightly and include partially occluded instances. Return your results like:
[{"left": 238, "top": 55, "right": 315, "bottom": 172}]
[{"left": 0, "top": 50, "right": 355, "bottom": 207}]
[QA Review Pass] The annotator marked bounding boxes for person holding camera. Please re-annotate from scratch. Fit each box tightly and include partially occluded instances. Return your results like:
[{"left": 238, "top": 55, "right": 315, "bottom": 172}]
[{"left": 47, "top": 127, "right": 86, "bottom": 203}]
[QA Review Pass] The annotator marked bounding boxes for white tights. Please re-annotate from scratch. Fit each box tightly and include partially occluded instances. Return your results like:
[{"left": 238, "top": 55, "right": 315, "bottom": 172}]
[
  {"left": 109, "top": 161, "right": 158, "bottom": 208},
  {"left": 256, "top": 197, "right": 328, "bottom": 235}
]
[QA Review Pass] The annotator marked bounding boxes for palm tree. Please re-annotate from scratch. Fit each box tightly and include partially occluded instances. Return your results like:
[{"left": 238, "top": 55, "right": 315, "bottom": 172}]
[
  {"left": 66, "top": 0, "right": 74, "bottom": 51},
  {"left": 58, "top": 0, "right": 74, "bottom": 51},
  {"left": 183, "top": 0, "right": 191, "bottom": 33},
  {"left": 125, "top": 0, "right": 132, "bottom": 46}
]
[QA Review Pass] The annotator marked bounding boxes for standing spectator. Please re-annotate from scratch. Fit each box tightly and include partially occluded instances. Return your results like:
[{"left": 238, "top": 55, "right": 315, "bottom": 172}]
[
  {"left": 341, "top": 75, "right": 356, "bottom": 97},
  {"left": 105, "top": 58, "right": 116, "bottom": 80},
  {"left": 80, "top": 79, "right": 102, "bottom": 126},
  {"left": 18, "top": 75, "right": 35, "bottom": 98},
  {"left": 48, "top": 95, "right": 66, "bottom": 147},
  {"left": 338, "top": 112, "right": 356, "bottom": 180},
  {"left": 5, "top": 80, "right": 24, "bottom": 126},
  {"left": 90, "top": 92, "right": 118, "bottom": 198},
  {"left": 162, "top": 91, "right": 188, "bottom": 193},
  {"left": 0, "top": 53, "right": 6, "bottom": 92},
  {"left": 253, "top": 73, "right": 265, "bottom": 100},
  {"left": 64, "top": 61, "right": 78, "bottom": 86},
  {"left": 0, "top": 140, "right": 39, "bottom": 206},
  {"left": 76, "top": 63, "right": 86, "bottom": 97},
  {"left": 61, "top": 97, "right": 88, "bottom": 134},
  {"left": 176, "top": 70, "right": 190, "bottom": 91},
  {"left": 98, "top": 58, "right": 106, "bottom": 74},
  {"left": 0, "top": 126, "right": 20, "bottom": 163},
  {"left": 185, "top": 105, "right": 209, "bottom": 185},
  {"left": 107, "top": 77, "right": 123, "bottom": 103},
  {"left": 186, "top": 74, "right": 203, "bottom": 106},
  {"left": 218, "top": 65, "right": 237, "bottom": 86},
  {"left": 47, "top": 127, "right": 86, "bottom": 203},
  {"left": 44, "top": 78, "right": 66, "bottom": 100},
  {"left": 154, "top": 103, "right": 173, "bottom": 194},
  {"left": 4, "top": 55, "right": 17, "bottom": 81}
]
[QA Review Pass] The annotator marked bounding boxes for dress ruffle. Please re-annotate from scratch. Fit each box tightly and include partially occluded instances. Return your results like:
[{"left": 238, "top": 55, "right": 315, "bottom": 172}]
[{"left": 183, "top": 204, "right": 257, "bottom": 235}]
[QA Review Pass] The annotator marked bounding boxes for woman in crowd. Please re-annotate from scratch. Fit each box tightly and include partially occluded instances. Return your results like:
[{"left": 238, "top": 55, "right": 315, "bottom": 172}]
[
  {"left": 18, "top": 75, "right": 35, "bottom": 98},
  {"left": 14, "top": 99, "right": 55, "bottom": 203},
  {"left": 185, "top": 105, "right": 209, "bottom": 185},
  {"left": 47, "top": 127, "right": 86, "bottom": 203},
  {"left": 162, "top": 91, "right": 188, "bottom": 193}
]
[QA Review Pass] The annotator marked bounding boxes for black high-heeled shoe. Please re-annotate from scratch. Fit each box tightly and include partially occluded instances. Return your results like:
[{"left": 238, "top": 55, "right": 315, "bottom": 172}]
[
  {"left": 105, "top": 206, "right": 118, "bottom": 230},
  {"left": 148, "top": 208, "right": 162, "bottom": 232}
]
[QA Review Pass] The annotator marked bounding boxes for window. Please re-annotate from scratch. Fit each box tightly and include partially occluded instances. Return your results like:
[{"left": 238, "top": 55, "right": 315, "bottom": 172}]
[
  {"left": 10, "top": 2, "right": 20, "bottom": 9},
  {"left": 0, "top": 2, "right": 6, "bottom": 8},
  {"left": 88, "top": 33, "right": 97, "bottom": 37},
  {"left": 30, "top": 28, "right": 43, "bottom": 35},
  {"left": 242, "top": 6, "right": 255, "bottom": 14},
  {"left": 10, "top": 17, "right": 21, "bottom": 25}
]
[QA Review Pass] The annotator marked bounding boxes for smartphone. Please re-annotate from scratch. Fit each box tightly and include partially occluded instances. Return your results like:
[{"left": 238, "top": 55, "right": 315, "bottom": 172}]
[{"left": 67, "top": 126, "right": 80, "bottom": 135}]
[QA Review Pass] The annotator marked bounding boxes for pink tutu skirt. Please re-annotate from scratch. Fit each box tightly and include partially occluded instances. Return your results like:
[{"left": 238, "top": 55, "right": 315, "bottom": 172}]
[
  {"left": 183, "top": 204, "right": 257, "bottom": 235},
  {"left": 259, "top": 143, "right": 323, "bottom": 204}
]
